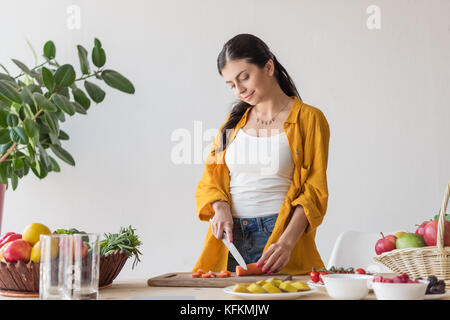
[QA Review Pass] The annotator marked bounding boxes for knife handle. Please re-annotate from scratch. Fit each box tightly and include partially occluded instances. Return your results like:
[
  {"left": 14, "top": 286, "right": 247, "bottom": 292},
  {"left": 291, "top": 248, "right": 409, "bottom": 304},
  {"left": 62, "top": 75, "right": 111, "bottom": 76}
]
[{"left": 209, "top": 219, "right": 233, "bottom": 243}]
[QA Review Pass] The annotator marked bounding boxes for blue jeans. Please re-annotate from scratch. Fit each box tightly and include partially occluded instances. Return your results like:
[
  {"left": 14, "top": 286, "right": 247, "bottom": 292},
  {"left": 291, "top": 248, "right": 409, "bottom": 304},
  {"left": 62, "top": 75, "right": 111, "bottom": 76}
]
[{"left": 226, "top": 214, "right": 278, "bottom": 272}]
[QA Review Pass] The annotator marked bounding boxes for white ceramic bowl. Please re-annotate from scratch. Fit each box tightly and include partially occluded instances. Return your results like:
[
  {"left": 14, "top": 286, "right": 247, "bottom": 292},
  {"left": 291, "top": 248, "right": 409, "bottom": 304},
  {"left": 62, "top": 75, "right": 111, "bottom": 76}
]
[
  {"left": 321, "top": 274, "right": 374, "bottom": 300},
  {"left": 372, "top": 280, "right": 429, "bottom": 300}
]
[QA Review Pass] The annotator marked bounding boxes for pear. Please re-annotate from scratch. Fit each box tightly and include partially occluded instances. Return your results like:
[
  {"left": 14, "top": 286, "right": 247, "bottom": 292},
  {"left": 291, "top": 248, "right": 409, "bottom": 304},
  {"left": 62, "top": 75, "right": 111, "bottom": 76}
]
[{"left": 396, "top": 233, "right": 426, "bottom": 249}]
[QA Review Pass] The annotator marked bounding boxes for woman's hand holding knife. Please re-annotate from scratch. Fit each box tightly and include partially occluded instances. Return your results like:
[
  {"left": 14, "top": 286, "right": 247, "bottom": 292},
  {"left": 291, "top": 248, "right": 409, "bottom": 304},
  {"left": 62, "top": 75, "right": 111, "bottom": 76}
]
[{"left": 210, "top": 200, "right": 233, "bottom": 243}]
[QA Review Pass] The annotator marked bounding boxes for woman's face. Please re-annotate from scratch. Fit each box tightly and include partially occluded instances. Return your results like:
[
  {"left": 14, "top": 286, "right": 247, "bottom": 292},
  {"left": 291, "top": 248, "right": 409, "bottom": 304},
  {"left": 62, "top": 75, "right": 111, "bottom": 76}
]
[{"left": 221, "top": 58, "right": 274, "bottom": 105}]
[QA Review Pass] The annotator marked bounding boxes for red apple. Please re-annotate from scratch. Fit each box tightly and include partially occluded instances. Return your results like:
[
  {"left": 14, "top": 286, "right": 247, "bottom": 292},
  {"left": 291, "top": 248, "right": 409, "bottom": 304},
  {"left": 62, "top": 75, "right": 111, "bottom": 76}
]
[
  {"left": 375, "top": 232, "right": 397, "bottom": 255},
  {"left": 423, "top": 220, "right": 450, "bottom": 246},
  {"left": 415, "top": 221, "right": 429, "bottom": 237},
  {"left": 73, "top": 240, "right": 88, "bottom": 259},
  {"left": 3, "top": 239, "right": 32, "bottom": 263}
]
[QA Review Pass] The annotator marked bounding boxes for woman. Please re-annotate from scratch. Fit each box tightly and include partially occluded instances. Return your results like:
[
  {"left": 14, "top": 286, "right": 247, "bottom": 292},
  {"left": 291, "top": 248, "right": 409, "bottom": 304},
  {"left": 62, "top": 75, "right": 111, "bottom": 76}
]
[{"left": 193, "top": 34, "right": 330, "bottom": 275}]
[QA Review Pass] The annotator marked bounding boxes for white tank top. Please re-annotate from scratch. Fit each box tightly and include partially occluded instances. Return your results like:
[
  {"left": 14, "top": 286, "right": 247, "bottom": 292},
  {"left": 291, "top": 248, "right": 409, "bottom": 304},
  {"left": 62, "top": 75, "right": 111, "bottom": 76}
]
[{"left": 224, "top": 128, "right": 295, "bottom": 218}]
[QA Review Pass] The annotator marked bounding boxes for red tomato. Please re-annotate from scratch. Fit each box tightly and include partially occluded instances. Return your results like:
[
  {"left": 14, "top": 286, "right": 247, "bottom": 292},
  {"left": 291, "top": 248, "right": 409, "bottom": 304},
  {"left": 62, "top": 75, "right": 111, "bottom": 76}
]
[
  {"left": 310, "top": 270, "right": 320, "bottom": 283},
  {"left": 355, "top": 268, "right": 366, "bottom": 274},
  {"left": 319, "top": 272, "right": 329, "bottom": 284}
]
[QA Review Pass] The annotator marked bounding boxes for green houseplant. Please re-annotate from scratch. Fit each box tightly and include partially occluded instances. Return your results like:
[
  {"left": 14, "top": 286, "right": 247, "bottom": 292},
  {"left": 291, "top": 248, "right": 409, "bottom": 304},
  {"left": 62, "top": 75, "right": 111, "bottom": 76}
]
[
  {"left": 0, "top": 39, "right": 136, "bottom": 295},
  {"left": 0, "top": 38, "right": 135, "bottom": 190}
]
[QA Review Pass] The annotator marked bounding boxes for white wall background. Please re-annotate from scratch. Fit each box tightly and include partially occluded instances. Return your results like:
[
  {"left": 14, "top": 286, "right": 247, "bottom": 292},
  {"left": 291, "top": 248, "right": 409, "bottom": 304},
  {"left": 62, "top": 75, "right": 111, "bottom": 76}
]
[{"left": 0, "top": 0, "right": 449, "bottom": 280}]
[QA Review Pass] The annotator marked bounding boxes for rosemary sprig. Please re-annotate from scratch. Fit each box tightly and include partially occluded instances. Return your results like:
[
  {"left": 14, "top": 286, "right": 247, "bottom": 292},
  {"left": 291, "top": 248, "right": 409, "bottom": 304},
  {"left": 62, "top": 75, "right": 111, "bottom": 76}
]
[{"left": 100, "top": 225, "right": 143, "bottom": 269}]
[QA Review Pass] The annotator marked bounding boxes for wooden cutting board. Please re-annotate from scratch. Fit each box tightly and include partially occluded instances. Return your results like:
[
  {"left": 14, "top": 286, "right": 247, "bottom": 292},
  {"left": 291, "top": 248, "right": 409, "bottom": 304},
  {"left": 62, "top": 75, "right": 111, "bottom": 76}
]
[{"left": 147, "top": 272, "right": 292, "bottom": 288}]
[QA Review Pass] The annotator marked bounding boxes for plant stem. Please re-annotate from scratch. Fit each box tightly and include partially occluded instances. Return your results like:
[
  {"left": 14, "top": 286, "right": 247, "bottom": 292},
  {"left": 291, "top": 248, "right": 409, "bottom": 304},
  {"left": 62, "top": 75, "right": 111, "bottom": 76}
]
[
  {"left": 33, "top": 109, "right": 44, "bottom": 120},
  {"left": 13, "top": 60, "right": 49, "bottom": 79},
  {"left": 75, "top": 72, "right": 97, "bottom": 82},
  {"left": 0, "top": 142, "right": 17, "bottom": 163},
  {"left": 0, "top": 108, "right": 44, "bottom": 163}
]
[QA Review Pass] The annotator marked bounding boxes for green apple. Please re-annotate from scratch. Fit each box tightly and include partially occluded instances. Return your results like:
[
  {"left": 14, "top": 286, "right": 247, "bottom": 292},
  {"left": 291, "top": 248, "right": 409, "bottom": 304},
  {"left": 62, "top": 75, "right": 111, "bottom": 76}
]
[
  {"left": 396, "top": 233, "right": 426, "bottom": 249},
  {"left": 395, "top": 231, "right": 406, "bottom": 238},
  {"left": 433, "top": 213, "right": 450, "bottom": 221}
]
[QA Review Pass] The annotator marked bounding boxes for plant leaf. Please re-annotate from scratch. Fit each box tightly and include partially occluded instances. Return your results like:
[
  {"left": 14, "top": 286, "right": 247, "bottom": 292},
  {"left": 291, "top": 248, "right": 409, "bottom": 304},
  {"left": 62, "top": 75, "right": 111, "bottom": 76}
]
[
  {"left": 34, "top": 92, "right": 58, "bottom": 112},
  {"left": 101, "top": 70, "right": 135, "bottom": 94},
  {"left": 0, "top": 73, "right": 15, "bottom": 83},
  {"left": 59, "top": 87, "right": 70, "bottom": 99},
  {"left": 0, "top": 141, "right": 13, "bottom": 154},
  {"left": 11, "top": 59, "right": 31, "bottom": 75},
  {"left": 73, "top": 101, "right": 87, "bottom": 115},
  {"left": 72, "top": 88, "right": 91, "bottom": 109},
  {"left": 94, "top": 38, "right": 102, "bottom": 48},
  {"left": 54, "top": 64, "right": 76, "bottom": 87},
  {"left": 0, "top": 129, "right": 10, "bottom": 144},
  {"left": 11, "top": 173, "right": 18, "bottom": 190},
  {"left": 13, "top": 158, "right": 25, "bottom": 171},
  {"left": 23, "top": 118, "right": 39, "bottom": 139},
  {"left": 50, "top": 144, "right": 75, "bottom": 166},
  {"left": 92, "top": 46, "right": 106, "bottom": 68},
  {"left": 84, "top": 80, "right": 105, "bottom": 103},
  {"left": 6, "top": 114, "right": 19, "bottom": 127},
  {"left": 48, "top": 156, "right": 60, "bottom": 172},
  {"left": 58, "top": 130, "right": 69, "bottom": 140},
  {"left": 41, "top": 67, "right": 55, "bottom": 92},
  {"left": 21, "top": 86, "right": 37, "bottom": 108},
  {"left": 77, "top": 45, "right": 90, "bottom": 75},
  {"left": 0, "top": 110, "right": 8, "bottom": 128},
  {"left": 43, "top": 111, "right": 59, "bottom": 136},
  {"left": 38, "top": 142, "right": 51, "bottom": 171},
  {"left": 48, "top": 132, "right": 60, "bottom": 146},
  {"left": 43, "top": 41, "right": 56, "bottom": 59},
  {"left": 0, "top": 80, "right": 23, "bottom": 104},
  {"left": 51, "top": 94, "right": 75, "bottom": 116},
  {"left": 10, "top": 126, "right": 28, "bottom": 144}
]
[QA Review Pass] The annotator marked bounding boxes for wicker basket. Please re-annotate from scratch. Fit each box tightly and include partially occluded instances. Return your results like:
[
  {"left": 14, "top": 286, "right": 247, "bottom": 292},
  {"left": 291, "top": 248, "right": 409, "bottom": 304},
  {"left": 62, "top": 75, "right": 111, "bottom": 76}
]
[
  {"left": 0, "top": 250, "right": 129, "bottom": 296},
  {"left": 373, "top": 181, "right": 450, "bottom": 285}
]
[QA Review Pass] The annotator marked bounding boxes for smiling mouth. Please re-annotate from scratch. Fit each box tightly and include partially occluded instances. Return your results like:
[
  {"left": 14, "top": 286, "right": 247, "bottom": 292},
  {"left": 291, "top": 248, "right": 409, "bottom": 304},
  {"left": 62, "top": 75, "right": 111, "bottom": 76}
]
[{"left": 243, "top": 92, "right": 254, "bottom": 100}]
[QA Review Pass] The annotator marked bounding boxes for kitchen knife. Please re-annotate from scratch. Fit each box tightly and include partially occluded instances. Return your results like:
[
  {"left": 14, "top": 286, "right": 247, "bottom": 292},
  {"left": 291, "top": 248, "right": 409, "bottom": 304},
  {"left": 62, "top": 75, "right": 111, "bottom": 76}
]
[
  {"left": 221, "top": 232, "right": 247, "bottom": 270},
  {"left": 208, "top": 219, "right": 247, "bottom": 270}
]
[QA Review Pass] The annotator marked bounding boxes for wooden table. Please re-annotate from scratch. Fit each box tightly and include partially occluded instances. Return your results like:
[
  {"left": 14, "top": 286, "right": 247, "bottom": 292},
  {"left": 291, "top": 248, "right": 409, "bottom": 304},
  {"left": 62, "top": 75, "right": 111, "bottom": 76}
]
[
  {"left": 98, "top": 273, "right": 449, "bottom": 300},
  {"left": 0, "top": 274, "right": 447, "bottom": 300},
  {"left": 99, "top": 276, "right": 334, "bottom": 300}
]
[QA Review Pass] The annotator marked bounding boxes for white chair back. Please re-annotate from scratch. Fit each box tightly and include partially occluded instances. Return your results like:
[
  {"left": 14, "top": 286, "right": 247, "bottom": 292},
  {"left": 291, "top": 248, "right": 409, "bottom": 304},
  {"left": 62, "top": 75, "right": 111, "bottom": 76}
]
[{"left": 326, "top": 230, "right": 399, "bottom": 274}]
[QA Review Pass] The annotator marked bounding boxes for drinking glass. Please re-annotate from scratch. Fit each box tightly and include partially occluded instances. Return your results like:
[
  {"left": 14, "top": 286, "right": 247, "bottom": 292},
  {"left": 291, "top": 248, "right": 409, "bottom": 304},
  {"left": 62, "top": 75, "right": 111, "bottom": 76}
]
[
  {"left": 39, "top": 234, "right": 73, "bottom": 300},
  {"left": 68, "top": 233, "right": 100, "bottom": 300}
]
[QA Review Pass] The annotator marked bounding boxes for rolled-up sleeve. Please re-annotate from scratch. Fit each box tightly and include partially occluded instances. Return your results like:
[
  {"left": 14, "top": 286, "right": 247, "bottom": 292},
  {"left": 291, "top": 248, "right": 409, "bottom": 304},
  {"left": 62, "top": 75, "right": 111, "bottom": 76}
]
[
  {"left": 291, "top": 110, "right": 330, "bottom": 235},
  {"left": 195, "top": 112, "right": 232, "bottom": 221}
]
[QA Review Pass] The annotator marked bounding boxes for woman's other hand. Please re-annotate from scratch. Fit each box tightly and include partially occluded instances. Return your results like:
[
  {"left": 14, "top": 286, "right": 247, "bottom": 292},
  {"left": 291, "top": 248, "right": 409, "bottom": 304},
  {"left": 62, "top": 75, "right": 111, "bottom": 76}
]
[
  {"left": 256, "top": 242, "right": 293, "bottom": 274},
  {"left": 210, "top": 201, "right": 234, "bottom": 242}
]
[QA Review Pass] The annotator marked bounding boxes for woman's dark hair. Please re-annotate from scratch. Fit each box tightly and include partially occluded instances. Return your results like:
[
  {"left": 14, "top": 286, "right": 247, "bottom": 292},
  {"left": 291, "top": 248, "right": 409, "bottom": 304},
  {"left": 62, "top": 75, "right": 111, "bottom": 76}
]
[{"left": 215, "top": 33, "right": 301, "bottom": 153}]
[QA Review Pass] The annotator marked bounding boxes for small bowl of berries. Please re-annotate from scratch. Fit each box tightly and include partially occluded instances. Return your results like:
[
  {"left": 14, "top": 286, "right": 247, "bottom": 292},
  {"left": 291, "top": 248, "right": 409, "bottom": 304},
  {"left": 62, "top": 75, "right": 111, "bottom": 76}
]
[
  {"left": 423, "top": 275, "right": 447, "bottom": 300},
  {"left": 372, "top": 273, "right": 429, "bottom": 300}
]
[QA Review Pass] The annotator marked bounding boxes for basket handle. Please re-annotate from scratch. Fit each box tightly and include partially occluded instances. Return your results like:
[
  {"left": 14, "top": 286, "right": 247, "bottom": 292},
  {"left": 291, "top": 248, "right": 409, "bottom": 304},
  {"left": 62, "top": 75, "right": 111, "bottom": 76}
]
[{"left": 436, "top": 181, "right": 450, "bottom": 251}]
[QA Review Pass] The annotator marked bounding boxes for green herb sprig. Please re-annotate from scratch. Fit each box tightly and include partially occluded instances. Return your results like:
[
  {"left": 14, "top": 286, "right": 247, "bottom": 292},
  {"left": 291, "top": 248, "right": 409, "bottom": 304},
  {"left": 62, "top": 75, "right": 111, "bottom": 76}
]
[{"left": 100, "top": 225, "right": 142, "bottom": 269}]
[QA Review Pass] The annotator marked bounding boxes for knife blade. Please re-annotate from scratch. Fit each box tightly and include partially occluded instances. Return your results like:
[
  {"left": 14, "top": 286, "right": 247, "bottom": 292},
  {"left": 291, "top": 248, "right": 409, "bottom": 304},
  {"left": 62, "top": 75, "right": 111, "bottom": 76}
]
[{"left": 221, "top": 232, "right": 247, "bottom": 270}]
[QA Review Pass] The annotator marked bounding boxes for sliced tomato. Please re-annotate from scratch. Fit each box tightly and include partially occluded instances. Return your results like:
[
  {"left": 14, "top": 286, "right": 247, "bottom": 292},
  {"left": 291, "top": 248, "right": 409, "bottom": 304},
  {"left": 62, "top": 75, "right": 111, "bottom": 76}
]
[{"left": 355, "top": 268, "right": 366, "bottom": 274}]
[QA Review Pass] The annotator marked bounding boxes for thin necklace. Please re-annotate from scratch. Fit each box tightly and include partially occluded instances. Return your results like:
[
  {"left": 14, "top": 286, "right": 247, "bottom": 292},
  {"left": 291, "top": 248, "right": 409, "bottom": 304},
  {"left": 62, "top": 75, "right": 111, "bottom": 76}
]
[{"left": 254, "top": 102, "right": 289, "bottom": 137}]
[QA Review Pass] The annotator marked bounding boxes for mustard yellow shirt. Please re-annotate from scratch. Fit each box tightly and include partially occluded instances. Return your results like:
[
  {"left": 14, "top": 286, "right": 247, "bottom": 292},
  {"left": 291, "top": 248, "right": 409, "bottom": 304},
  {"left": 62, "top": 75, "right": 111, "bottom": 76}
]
[{"left": 193, "top": 96, "right": 330, "bottom": 275}]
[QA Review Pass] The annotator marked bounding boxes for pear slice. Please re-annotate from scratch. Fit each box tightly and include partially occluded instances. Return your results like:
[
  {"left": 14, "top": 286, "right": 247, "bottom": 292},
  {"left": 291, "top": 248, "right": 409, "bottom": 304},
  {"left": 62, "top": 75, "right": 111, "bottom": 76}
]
[
  {"left": 291, "top": 281, "right": 310, "bottom": 291},
  {"left": 265, "top": 277, "right": 281, "bottom": 287},
  {"left": 232, "top": 284, "right": 250, "bottom": 293},
  {"left": 279, "top": 282, "right": 298, "bottom": 292},
  {"left": 262, "top": 282, "right": 282, "bottom": 293},
  {"left": 247, "top": 283, "right": 267, "bottom": 294}
]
